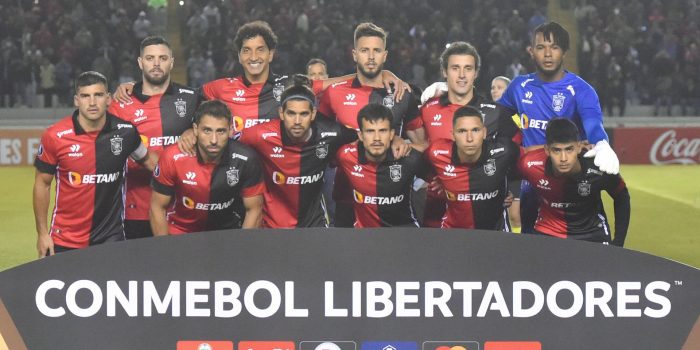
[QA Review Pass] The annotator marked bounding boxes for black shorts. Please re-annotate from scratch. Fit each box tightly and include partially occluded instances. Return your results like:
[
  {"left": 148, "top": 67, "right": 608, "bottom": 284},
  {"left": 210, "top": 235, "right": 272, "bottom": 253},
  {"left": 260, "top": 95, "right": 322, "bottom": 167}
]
[
  {"left": 124, "top": 220, "right": 153, "bottom": 239},
  {"left": 534, "top": 229, "right": 611, "bottom": 244}
]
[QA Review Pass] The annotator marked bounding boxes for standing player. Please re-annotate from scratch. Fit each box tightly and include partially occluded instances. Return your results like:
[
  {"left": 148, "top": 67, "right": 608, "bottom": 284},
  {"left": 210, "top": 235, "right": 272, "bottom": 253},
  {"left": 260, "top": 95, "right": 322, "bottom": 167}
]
[
  {"left": 318, "top": 22, "right": 426, "bottom": 227},
  {"left": 425, "top": 106, "right": 520, "bottom": 230},
  {"left": 410, "top": 42, "right": 506, "bottom": 227},
  {"left": 108, "top": 36, "right": 201, "bottom": 239},
  {"left": 33, "top": 71, "right": 156, "bottom": 256},
  {"left": 518, "top": 118, "right": 630, "bottom": 245},
  {"left": 495, "top": 22, "right": 620, "bottom": 233},
  {"left": 306, "top": 58, "right": 329, "bottom": 80},
  {"left": 239, "top": 75, "right": 356, "bottom": 228},
  {"left": 491, "top": 75, "right": 522, "bottom": 232},
  {"left": 336, "top": 104, "right": 428, "bottom": 227},
  {"left": 150, "top": 101, "right": 264, "bottom": 235}
]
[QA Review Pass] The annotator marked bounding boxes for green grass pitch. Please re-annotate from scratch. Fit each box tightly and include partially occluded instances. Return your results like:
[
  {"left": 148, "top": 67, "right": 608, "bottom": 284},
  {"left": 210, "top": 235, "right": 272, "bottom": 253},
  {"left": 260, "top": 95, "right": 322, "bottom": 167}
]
[{"left": 1, "top": 165, "right": 698, "bottom": 271}]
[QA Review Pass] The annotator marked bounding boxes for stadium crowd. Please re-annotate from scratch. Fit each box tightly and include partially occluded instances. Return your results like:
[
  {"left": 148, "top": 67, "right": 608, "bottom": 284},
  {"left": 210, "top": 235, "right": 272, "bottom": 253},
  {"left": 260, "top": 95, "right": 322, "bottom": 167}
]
[{"left": 1, "top": 0, "right": 698, "bottom": 116}]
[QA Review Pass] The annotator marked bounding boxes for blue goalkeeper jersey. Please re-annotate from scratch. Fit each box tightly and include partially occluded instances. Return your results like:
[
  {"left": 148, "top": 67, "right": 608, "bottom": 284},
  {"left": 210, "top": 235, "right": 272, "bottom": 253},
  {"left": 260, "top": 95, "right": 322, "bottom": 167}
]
[{"left": 497, "top": 71, "right": 608, "bottom": 147}]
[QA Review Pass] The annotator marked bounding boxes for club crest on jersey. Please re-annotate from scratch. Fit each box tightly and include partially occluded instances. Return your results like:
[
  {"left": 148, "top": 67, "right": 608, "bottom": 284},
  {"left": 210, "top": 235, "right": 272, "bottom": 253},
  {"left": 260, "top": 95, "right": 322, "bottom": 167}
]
[
  {"left": 578, "top": 181, "right": 591, "bottom": 196},
  {"left": 483, "top": 158, "right": 497, "bottom": 176},
  {"left": 273, "top": 83, "right": 285, "bottom": 102},
  {"left": 382, "top": 93, "right": 395, "bottom": 108},
  {"left": 389, "top": 164, "right": 402, "bottom": 182},
  {"left": 110, "top": 136, "right": 123, "bottom": 155},
  {"left": 315, "top": 143, "right": 329, "bottom": 159},
  {"left": 175, "top": 98, "right": 187, "bottom": 118},
  {"left": 552, "top": 92, "right": 566, "bottom": 112},
  {"left": 226, "top": 167, "right": 239, "bottom": 186}
]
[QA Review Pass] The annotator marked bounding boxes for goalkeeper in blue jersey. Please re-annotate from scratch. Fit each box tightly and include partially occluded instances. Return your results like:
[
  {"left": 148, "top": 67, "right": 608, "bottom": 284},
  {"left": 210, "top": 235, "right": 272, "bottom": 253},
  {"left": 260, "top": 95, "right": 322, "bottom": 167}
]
[{"left": 494, "top": 21, "right": 620, "bottom": 233}]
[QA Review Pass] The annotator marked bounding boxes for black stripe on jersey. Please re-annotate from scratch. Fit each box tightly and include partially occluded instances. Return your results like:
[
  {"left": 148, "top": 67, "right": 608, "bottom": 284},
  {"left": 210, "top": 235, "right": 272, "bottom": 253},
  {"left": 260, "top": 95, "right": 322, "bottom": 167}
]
[
  {"left": 294, "top": 121, "right": 336, "bottom": 227},
  {"left": 374, "top": 149, "right": 421, "bottom": 227},
  {"left": 91, "top": 115, "right": 139, "bottom": 245},
  {"left": 160, "top": 83, "right": 200, "bottom": 134},
  {"left": 207, "top": 162, "right": 244, "bottom": 230}
]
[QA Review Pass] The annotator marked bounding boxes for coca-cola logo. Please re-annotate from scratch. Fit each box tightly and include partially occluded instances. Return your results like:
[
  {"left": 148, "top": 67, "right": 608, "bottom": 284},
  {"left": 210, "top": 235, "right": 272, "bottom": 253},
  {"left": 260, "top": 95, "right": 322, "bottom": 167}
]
[{"left": 649, "top": 130, "right": 700, "bottom": 164}]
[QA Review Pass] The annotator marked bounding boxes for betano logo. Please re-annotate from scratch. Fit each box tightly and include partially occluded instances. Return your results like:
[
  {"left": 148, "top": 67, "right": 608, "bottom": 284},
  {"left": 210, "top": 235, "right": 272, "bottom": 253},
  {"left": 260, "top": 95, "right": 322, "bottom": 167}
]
[
  {"left": 233, "top": 116, "right": 244, "bottom": 131},
  {"left": 68, "top": 171, "right": 120, "bottom": 185},
  {"left": 353, "top": 190, "right": 404, "bottom": 205},
  {"left": 182, "top": 196, "right": 235, "bottom": 210},
  {"left": 445, "top": 190, "right": 499, "bottom": 201},
  {"left": 141, "top": 135, "right": 179, "bottom": 147},
  {"left": 272, "top": 171, "right": 323, "bottom": 185}
]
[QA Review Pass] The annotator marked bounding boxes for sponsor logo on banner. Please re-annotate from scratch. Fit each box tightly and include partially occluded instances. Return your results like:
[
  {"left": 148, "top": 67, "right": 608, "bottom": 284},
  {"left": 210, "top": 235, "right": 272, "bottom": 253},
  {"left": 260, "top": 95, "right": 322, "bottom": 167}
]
[
  {"left": 649, "top": 130, "right": 700, "bottom": 164},
  {"left": 239, "top": 341, "right": 295, "bottom": 350},
  {"left": 425, "top": 341, "right": 481, "bottom": 350},
  {"left": 177, "top": 341, "right": 233, "bottom": 350},
  {"left": 613, "top": 127, "right": 700, "bottom": 165},
  {"left": 361, "top": 342, "right": 417, "bottom": 350},
  {"left": 299, "top": 341, "right": 356, "bottom": 350},
  {"left": 483, "top": 341, "right": 541, "bottom": 350}
]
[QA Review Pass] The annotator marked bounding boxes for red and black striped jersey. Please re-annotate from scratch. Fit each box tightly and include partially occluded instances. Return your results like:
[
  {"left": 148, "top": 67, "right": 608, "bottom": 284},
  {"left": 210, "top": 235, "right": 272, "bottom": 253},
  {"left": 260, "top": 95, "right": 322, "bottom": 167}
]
[
  {"left": 317, "top": 77, "right": 421, "bottom": 132},
  {"left": 108, "top": 82, "right": 200, "bottom": 221},
  {"left": 240, "top": 119, "right": 356, "bottom": 228},
  {"left": 425, "top": 138, "right": 520, "bottom": 230},
  {"left": 318, "top": 77, "right": 421, "bottom": 204},
  {"left": 518, "top": 149, "right": 631, "bottom": 242},
  {"left": 34, "top": 112, "right": 145, "bottom": 248},
  {"left": 201, "top": 73, "right": 323, "bottom": 132},
  {"left": 411, "top": 94, "right": 503, "bottom": 141},
  {"left": 151, "top": 141, "right": 265, "bottom": 234},
  {"left": 336, "top": 142, "right": 428, "bottom": 228}
]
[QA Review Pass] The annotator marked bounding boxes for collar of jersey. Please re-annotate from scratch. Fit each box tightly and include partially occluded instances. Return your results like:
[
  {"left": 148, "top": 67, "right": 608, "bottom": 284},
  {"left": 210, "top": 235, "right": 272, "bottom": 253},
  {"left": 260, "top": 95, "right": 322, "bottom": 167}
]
[
  {"left": 450, "top": 138, "right": 490, "bottom": 165},
  {"left": 72, "top": 110, "right": 116, "bottom": 136},
  {"left": 131, "top": 81, "right": 175, "bottom": 102},
  {"left": 241, "top": 72, "right": 278, "bottom": 87},
  {"left": 195, "top": 140, "right": 233, "bottom": 166},
  {"left": 438, "top": 92, "right": 484, "bottom": 107},
  {"left": 357, "top": 141, "right": 396, "bottom": 164},
  {"left": 280, "top": 119, "right": 317, "bottom": 146}
]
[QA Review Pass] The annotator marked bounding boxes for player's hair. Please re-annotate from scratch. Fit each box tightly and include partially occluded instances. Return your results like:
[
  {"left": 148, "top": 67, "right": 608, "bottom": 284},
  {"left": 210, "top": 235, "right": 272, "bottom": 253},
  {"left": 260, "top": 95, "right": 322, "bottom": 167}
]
[
  {"left": 440, "top": 41, "right": 481, "bottom": 72},
  {"left": 357, "top": 103, "right": 394, "bottom": 131},
  {"left": 74, "top": 71, "right": 108, "bottom": 93},
  {"left": 532, "top": 21, "right": 570, "bottom": 52},
  {"left": 306, "top": 58, "right": 327, "bottom": 72},
  {"left": 354, "top": 22, "right": 387, "bottom": 47},
  {"left": 280, "top": 74, "right": 315, "bottom": 109},
  {"left": 452, "top": 105, "right": 485, "bottom": 127},
  {"left": 194, "top": 100, "right": 232, "bottom": 125},
  {"left": 545, "top": 118, "right": 580, "bottom": 145},
  {"left": 234, "top": 20, "right": 278, "bottom": 52},
  {"left": 491, "top": 76, "right": 511, "bottom": 86},
  {"left": 139, "top": 36, "right": 172, "bottom": 55}
]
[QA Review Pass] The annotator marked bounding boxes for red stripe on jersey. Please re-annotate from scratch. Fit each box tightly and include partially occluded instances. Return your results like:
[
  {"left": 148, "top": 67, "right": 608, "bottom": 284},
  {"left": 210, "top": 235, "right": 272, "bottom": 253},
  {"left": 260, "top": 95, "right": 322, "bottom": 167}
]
[
  {"left": 336, "top": 143, "right": 381, "bottom": 227},
  {"left": 202, "top": 77, "right": 270, "bottom": 132},
  {"left": 426, "top": 139, "right": 475, "bottom": 228},
  {"left": 519, "top": 149, "right": 569, "bottom": 237},
  {"left": 420, "top": 96, "right": 462, "bottom": 141}
]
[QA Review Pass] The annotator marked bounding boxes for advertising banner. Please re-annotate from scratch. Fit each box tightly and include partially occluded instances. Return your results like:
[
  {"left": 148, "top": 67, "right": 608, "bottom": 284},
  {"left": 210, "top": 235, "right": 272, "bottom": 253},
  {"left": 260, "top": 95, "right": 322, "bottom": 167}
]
[
  {"left": 0, "top": 229, "right": 698, "bottom": 349},
  {"left": 613, "top": 128, "right": 700, "bottom": 165},
  {"left": 0, "top": 129, "right": 43, "bottom": 166}
]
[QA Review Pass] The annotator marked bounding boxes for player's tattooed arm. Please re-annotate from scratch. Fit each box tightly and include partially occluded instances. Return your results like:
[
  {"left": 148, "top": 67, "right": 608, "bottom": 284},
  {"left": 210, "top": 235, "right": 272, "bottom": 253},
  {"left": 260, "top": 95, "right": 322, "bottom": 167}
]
[
  {"left": 33, "top": 170, "right": 54, "bottom": 258},
  {"left": 149, "top": 191, "right": 172, "bottom": 236}
]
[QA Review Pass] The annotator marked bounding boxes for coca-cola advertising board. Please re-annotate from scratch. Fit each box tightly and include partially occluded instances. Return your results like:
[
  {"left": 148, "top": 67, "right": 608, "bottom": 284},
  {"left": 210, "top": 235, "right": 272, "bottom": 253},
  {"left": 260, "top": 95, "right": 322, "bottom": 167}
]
[{"left": 613, "top": 128, "right": 700, "bottom": 164}]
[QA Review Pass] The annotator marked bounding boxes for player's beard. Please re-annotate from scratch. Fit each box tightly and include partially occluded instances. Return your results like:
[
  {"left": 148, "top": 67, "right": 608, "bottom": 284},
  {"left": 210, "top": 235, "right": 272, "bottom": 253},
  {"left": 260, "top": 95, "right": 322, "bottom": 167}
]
[
  {"left": 535, "top": 59, "right": 563, "bottom": 79},
  {"left": 357, "top": 62, "right": 383, "bottom": 80},
  {"left": 144, "top": 69, "right": 170, "bottom": 86}
]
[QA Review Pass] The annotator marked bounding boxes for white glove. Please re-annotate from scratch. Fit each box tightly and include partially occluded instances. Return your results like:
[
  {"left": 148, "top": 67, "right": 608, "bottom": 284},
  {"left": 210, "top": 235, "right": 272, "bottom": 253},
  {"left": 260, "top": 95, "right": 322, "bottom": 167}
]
[
  {"left": 420, "top": 82, "right": 448, "bottom": 104},
  {"left": 583, "top": 140, "right": 620, "bottom": 174}
]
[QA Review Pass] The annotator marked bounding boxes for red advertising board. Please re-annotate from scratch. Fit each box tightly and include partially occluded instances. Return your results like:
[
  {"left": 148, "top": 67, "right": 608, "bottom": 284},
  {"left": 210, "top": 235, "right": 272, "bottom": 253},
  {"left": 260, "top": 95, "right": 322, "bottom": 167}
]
[{"left": 613, "top": 127, "right": 700, "bottom": 165}]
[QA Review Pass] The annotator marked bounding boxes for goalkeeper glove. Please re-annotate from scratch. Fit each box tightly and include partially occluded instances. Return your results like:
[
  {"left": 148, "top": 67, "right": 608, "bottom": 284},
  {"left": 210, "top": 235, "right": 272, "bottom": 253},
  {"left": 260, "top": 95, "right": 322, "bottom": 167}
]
[
  {"left": 420, "top": 82, "right": 448, "bottom": 104},
  {"left": 583, "top": 140, "right": 620, "bottom": 175}
]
